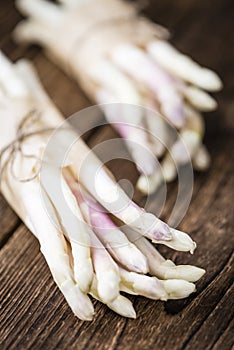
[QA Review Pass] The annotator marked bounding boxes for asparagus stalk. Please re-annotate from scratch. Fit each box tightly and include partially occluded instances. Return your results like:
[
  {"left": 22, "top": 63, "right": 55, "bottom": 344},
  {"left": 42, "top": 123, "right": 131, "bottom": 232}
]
[
  {"left": 0, "top": 51, "right": 28, "bottom": 97},
  {"left": 1, "top": 174, "right": 95, "bottom": 320},
  {"left": 90, "top": 277, "right": 136, "bottom": 319},
  {"left": 182, "top": 85, "right": 218, "bottom": 112},
  {"left": 111, "top": 44, "right": 185, "bottom": 128},
  {"left": 123, "top": 227, "right": 205, "bottom": 283},
  {"left": 89, "top": 230, "right": 120, "bottom": 303},
  {"left": 96, "top": 89, "right": 158, "bottom": 176},
  {"left": 119, "top": 268, "right": 196, "bottom": 300},
  {"left": 148, "top": 40, "right": 222, "bottom": 91},
  {"left": 137, "top": 104, "right": 205, "bottom": 194},
  {"left": 41, "top": 165, "right": 94, "bottom": 293},
  {"left": 193, "top": 145, "right": 211, "bottom": 172},
  {"left": 64, "top": 169, "right": 149, "bottom": 274}
]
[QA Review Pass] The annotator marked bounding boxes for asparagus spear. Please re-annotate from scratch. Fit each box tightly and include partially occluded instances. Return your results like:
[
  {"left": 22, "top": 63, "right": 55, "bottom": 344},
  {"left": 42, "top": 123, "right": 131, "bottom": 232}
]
[
  {"left": 148, "top": 40, "right": 222, "bottom": 91},
  {"left": 64, "top": 169, "right": 149, "bottom": 274},
  {"left": 90, "top": 277, "right": 136, "bottom": 319},
  {"left": 123, "top": 227, "right": 205, "bottom": 283},
  {"left": 119, "top": 268, "right": 196, "bottom": 300}
]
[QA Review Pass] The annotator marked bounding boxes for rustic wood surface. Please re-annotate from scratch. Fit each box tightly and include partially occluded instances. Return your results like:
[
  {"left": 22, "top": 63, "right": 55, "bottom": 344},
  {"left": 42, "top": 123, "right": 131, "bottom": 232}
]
[{"left": 0, "top": 1, "right": 233, "bottom": 349}]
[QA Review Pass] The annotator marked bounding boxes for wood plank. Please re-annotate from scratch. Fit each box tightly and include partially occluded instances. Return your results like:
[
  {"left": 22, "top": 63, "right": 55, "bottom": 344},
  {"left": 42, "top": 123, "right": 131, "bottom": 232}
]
[
  {"left": 212, "top": 318, "right": 234, "bottom": 350},
  {"left": 183, "top": 282, "right": 234, "bottom": 349},
  {"left": 0, "top": 195, "right": 20, "bottom": 247}
]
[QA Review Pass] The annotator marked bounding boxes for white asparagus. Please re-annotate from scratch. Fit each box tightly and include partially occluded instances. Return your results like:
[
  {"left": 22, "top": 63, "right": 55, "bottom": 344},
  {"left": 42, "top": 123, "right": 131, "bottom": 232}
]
[
  {"left": 89, "top": 59, "right": 141, "bottom": 106},
  {"left": 148, "top": 40, "right": 222, "bottom": 92},
  {"left": 0, "top": 54, "right": 96, "bottom": 320},
  {"left": 2, "top": 174, "right": 95, "bottom": 320},
  {"left": 155, "top": 228, "right": 196, "bottom": 253},
  {"left": 16, "top": 0, "right": 63, "bottom": 24},
  {"left": 182, "top": 85, "right": 218, "bottom": 112},
  {"left": 162, "top": 279, "right": 196, "bottom": 300},
  {"left": 119, "top": 268, "right": 196, "bottom": 300},
  {"left": 65, "top": 171, "right": 149, "bottom": 274},
  {"left": 89, "top": 230, "right": 120, "bottom": 304},
  {"left": 119, "top": 268, "right": 168, "bottom": 301},
  {"left": 123, "top": 227, "right": 205, "bottom": 282},
  {"left": 0, "top": 52, "right": 206, "bottom": 322},
  {"left": 144, "top": 105, "right": 168, "bottom": 157},
  {"left": 60, "top": 175, "right": 121, "bottom": 304},
  {"left": 41, "top": 167, "right": 94, "bottom": 293},
  {"left": 59, "top": 0, "right": 89, "bottom": 7},
  {"left": 193, "top": 145, "right": 211, "bottom": 171},
  {"left": 137, "top": 153, "right": 176, "bottom": 194},
  {"left": 14, "top": 0, "right": 222, "bottom": 196},
  {"left": 111, "top": 44, "right": 185, "bottom": 128},
  {"left": 0, "top": 51, "right": 28, "bottom": 97},
  {"left": 137, "top": 104, "right": 205, "bottom": 194},
  {"left": 96, "top": 89, "right": 158, "bottom": 175},
  {"left": 14, "top": 19, "right": 55, "bottom": 47},
  {"left": 90, "top": 277, "right": 136, "bottom": 318}
]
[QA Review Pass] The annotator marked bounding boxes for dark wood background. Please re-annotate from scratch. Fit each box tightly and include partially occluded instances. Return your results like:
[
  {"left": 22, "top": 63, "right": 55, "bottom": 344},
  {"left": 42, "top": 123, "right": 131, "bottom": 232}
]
[{"left": 0, "top": 1, "right": 233, "bottom": 349}]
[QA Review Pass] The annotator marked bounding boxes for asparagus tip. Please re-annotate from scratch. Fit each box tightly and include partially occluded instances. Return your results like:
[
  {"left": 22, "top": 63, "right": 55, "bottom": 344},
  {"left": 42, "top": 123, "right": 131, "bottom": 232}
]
[
  {"left": 97, "top": 271, "right": 120, "bottom": 304},
  {"left": 108, "top": 295, "right": 137, "bottom": 319},
  {"left": 161, "top": 262, "right": 206, "bottom": 282},
  {"left": 163, "top": 279, "right": 196, "bottom": 299}
]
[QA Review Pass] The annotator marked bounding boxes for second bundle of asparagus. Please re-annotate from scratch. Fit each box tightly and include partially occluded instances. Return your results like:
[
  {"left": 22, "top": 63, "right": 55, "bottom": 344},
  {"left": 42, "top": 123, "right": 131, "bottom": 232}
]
[{"left": 15, "top": 0, "right": 222, "bottom": 194}]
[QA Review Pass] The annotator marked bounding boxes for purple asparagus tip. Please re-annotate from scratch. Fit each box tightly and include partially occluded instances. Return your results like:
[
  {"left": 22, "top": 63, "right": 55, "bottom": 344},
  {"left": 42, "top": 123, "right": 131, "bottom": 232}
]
[
  {"left": 140, "top": 213, "right": 172, "bottom": 241},
  {"left": 152, "top": 221, "right": 172, "bottom": 241}
]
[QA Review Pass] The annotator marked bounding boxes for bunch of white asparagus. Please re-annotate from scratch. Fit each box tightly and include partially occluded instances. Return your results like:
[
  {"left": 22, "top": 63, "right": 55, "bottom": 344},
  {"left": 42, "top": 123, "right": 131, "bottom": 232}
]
[
  {"left": 0, "top": 52, "right": 205, "bottom": 320},
  {"left": 14, "top": 0, "right": 223, "bottom": 194}
]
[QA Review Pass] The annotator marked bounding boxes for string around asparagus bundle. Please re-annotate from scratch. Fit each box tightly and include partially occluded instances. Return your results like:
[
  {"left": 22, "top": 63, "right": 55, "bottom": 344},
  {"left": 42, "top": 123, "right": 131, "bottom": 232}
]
[
  {"left": 0, "top": 109, "right": 58, "bottom": 186},
  {"left": 0, "top": 51, "right": 205, "bottom": 320},
  {"left": 14, "top": 0, "right": 222, "bottom": 195}
]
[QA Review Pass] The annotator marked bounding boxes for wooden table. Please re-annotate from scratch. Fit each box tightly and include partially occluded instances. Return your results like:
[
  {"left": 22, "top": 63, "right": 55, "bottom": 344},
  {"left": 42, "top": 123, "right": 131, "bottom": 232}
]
[{"left": 0, "top": 1, "right": 233, "bottom": 349}]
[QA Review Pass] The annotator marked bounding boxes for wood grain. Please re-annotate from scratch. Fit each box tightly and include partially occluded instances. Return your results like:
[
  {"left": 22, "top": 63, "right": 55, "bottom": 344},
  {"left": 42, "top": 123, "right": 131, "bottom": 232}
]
[{"left": 0, "top": 0, "right": 233, "bottom": 349}]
